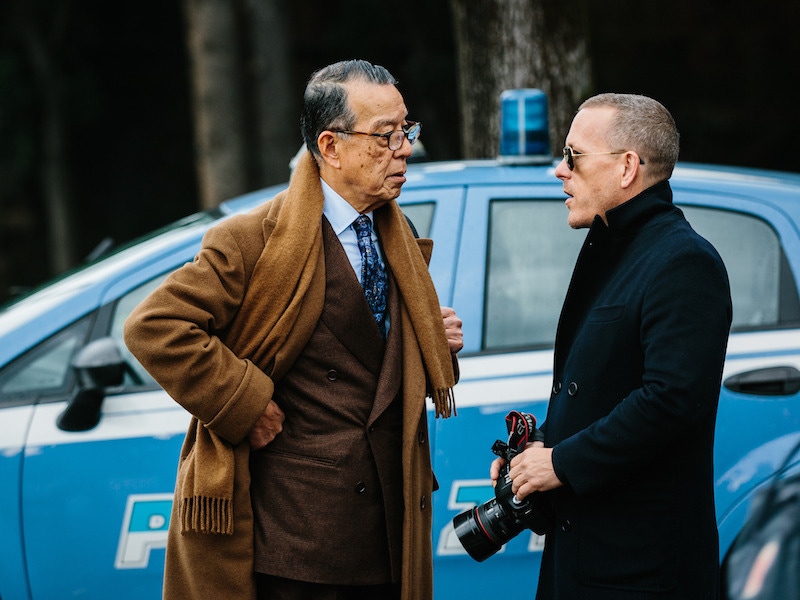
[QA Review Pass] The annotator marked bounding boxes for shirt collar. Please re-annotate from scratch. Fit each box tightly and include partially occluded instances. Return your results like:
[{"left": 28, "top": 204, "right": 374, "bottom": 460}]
[{"left": 321, "top": 178, "right": 373, "bottom": 236}]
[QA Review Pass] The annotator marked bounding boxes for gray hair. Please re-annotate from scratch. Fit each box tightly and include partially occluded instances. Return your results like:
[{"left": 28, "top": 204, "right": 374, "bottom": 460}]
[
  {"left": 579, "top": 93, "right": 680, "bottom": 180},
  {"left": 300, "top": 59, "right": 398, "bottom": 159}
]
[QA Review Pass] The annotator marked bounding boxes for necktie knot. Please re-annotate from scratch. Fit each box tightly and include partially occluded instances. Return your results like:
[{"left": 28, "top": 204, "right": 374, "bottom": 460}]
[{"left": 353, "top": 215, "right": 387, "bottom": 336}]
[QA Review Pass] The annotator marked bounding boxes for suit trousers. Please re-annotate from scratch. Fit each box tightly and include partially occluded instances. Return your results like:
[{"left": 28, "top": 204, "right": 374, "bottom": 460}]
[{"left": 256, "top": 574, "right": 401, "bottom": 600}]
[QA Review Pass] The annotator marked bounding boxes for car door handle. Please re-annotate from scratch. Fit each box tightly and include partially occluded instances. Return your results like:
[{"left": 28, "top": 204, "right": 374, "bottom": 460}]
[{"left": 724, "top": 366, "right": 800, "bottom": 396}]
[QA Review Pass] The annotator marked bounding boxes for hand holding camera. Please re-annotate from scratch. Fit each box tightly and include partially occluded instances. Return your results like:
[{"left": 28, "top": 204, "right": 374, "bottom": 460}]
[{"left": 452, "top": 411, "right": 555, "bottom": 562}]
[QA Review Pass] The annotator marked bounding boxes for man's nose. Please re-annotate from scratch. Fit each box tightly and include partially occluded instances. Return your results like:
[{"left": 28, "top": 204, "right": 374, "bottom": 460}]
[
  {"left": 396, "top": 136, "right": 414, "bottom": 158},
  {"left": 554, "top": 157, "right": 570, "bottom": 179}
]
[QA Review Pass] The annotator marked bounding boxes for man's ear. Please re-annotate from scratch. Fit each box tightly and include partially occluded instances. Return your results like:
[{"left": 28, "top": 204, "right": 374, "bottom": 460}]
[
  {"left": 317, "top": 132, "right": 341, "bottom": 168},
  {"left": 620, "top": 151, "right": 642, "bottom": 189}
]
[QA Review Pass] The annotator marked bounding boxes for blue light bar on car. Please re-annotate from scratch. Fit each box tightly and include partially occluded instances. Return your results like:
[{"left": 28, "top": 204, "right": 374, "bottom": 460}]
[{"left": 498, "top": 89, "right": 551, "bottom": 164}]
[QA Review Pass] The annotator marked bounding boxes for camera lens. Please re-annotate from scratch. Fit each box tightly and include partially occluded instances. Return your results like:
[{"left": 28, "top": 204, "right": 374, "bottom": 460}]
[{"left": 452, "top": 497, "right": 525, "bottom": 562}]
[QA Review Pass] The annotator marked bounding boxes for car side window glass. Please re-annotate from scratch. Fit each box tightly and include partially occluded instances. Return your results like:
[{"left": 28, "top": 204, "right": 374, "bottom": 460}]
[
  {"left": 0, "top": 316, "right": 92, "bottom": 402},
  {"left": 682, "top": 206, "right": 800, "bottom": 330},
  {"left": 109, "top": 273, "right": 170, "bottom": 387},
  {"left": 400, "top": 202, "right": 435, "bottom": 238},
  {"left": 484, "top": 199, "right": 583, "bottom": 350}
]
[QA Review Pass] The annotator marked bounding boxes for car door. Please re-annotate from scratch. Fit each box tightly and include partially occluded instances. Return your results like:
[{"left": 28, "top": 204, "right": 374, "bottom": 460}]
[
  {"left": 676, "top": 192, "right": 800, "bottom": 559},
  {"left": 0, "top": 401, "right": 37, "bottom": 600},
  {"left": 3, "top": 274, "right": 190, "bottom": 600},
  {"left": 428, "top": 183, "right": 574, "bottom": 600}
]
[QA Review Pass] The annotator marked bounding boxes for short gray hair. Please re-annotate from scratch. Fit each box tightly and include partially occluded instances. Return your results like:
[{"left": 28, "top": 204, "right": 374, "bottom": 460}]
[
  {"left": 579, "top": 93, "right": 680, "bottom": 180},
  {"left": 300, "top": 60, "right": 398, "bottom": 159}
]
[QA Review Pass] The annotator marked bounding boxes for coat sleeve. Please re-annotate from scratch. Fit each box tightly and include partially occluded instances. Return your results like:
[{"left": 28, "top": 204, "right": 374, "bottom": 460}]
[
  {"left": 551, "top": 242, "right": 732, "bottom": 495},
  {"left": 123, "top": 222, "right": 274, "bottom": 445}
]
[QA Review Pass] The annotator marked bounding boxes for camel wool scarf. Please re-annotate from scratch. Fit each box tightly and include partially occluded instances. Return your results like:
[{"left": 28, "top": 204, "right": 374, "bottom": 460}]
[{"left": 179, "top": 151, "right": 456, "bottom": 535}]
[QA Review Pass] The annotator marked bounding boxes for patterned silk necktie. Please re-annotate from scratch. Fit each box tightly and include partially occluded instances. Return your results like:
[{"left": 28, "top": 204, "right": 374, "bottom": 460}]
[{"left": 353, "top": 214, "right": 387, "bottom": 336}]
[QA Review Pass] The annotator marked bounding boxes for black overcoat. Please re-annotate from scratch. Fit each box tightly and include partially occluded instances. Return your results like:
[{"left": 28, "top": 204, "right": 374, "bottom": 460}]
[{"left": 537, "top": 181, "right": 732, "bottom": 599}]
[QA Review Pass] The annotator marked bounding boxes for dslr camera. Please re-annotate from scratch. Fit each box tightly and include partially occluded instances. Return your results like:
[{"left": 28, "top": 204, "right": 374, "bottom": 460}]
[{"left": 452, "top": 410, "right": 554, "bottom": 562}]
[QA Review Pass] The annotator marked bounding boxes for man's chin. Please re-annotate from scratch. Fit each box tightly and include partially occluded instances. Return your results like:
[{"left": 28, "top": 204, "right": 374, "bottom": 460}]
[{"left": 567, "top": 214, "right": 589, "bottom": 229}]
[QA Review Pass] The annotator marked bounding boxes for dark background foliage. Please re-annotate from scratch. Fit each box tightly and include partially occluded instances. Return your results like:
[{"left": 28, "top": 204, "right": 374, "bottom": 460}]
[{"left": 1, "top": 0, "right": 798, "bottom": 303}]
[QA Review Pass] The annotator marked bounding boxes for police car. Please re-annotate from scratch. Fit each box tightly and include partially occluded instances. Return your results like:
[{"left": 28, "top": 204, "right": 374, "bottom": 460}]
[{"left": 1, "top": 90, "right": 799, "bottom": 600}]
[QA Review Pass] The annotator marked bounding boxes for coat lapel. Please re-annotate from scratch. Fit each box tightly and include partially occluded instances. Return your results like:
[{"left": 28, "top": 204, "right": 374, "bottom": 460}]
[
  {"left": 320, "top": 218, "right": 385, "bottom": 375},
  {"left": 368, "top": 275, "right": 402, "bottom": 426}
]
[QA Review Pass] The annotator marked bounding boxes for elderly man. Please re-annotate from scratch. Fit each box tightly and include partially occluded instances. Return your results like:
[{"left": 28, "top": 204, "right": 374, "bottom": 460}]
[
  {"left": 493, "top": 93, "right": 731, "bottom": 599},
  {"left": 125, "top": 59, "right": 462, "bottom": 600}
]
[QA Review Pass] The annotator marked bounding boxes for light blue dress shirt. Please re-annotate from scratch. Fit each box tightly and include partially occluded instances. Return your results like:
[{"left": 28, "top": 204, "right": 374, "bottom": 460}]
[
  {"left": 321, "top": 178, "right": 390, "bottom": 333},
  {"left": 320, "top": 178, "right": 386, "bottom": 285}
]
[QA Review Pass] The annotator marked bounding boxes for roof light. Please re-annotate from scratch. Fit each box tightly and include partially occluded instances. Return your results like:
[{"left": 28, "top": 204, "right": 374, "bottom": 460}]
[{"left": 498, "top": 89, "right": 551, "bottom": 164}]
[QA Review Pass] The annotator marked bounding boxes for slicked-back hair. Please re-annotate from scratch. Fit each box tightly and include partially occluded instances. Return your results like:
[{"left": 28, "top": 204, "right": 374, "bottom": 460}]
[
  {"left": 300, "top": 59, "right": 398, "bottom": 159},
  {"left": 579, "top": 93, "right": 680, "bottom": 181}
]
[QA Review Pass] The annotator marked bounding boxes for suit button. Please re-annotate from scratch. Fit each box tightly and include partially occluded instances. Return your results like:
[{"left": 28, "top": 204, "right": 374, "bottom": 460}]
[
  {"left": 368, "top": 425, "right": 375, "bottom": 433},
  {"left": 552, "top": 381, "right": 562, "bottom": 394},
  {"left": 418, "top": 431, "right": 426, "bottom": 445},
  {"left": 568, "top": 382, "right": 579, "bottom": 396},
  {"left": 355, "top": 482, "right": 366, "bottom": 494},
  {"left": 327, "top": 369, "right": 338, "bottom": 381},
  {"left": 561, "top": 519, "right": 572, "bottom": 533},
  {"left": 420, "top": 495, "right": 427, "bottom": 510}
]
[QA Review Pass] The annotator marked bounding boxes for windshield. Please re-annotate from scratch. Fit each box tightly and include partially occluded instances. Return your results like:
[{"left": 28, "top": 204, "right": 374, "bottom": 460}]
[{"left": 1, "top": 210, "right": 219, "bottom": 312}]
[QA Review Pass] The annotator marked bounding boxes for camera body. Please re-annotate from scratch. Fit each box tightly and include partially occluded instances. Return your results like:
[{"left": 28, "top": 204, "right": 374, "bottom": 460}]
[{"left": 452, "top": 411, "right": 554, "bottom": 562}]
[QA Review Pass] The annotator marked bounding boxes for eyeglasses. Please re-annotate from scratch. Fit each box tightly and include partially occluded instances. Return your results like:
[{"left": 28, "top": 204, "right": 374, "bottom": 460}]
[
  {"left": 562, "top": 146, "right": 645, "bottom": 171},
  {"left": 334, "top": 121, "right": 421, "bottom": 151}
]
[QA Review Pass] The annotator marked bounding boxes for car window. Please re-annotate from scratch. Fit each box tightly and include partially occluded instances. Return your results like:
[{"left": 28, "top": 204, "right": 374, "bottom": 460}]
[
  {"left": 484, "top": 199, "right": 582, "bottom": 350},
  {"left": 0, "top": 316, "right": 92, "bottom": 404},
  {"left": 400, "top": 202, "right": 435, "bottom": 238},
  {"left": 0, "top": 272, "right": 174, "bottom": 403},
  {"left": 110, "top": 273, "right": 170, "bottom": 387},
  {"left": 482, "top": 200, "right": 800, "bottom": 352},
  {"left": 683, "top": 206, "right": 800, "bottom": 330}
]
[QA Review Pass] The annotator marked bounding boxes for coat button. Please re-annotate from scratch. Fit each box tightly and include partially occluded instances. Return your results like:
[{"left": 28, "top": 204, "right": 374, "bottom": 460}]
[
  {"left": 568, "top": 382, "right": 579, "bottom": 396},
  {"left": 420, "top": 495, "right": 427, "bottom": 510},
  {"left": 418, "top": 431, "right": 426, "bottom": 445},
  {"left": 552, "top": 381, "right": 562, "bottom": 394},
  {"left": 327, "top": 369, "right": 338, "bottom": 381},
  {"left": 355, "top": 482, "right": 366, "bottom": 494},
  {"left": 561, "top": 519, "right": 572, "bottom": 533}
]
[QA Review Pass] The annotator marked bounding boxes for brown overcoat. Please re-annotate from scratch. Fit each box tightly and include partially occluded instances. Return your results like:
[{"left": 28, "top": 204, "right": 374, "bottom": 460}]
[{"left": 123, "top": 153, "right": 455, "bottom": 599}]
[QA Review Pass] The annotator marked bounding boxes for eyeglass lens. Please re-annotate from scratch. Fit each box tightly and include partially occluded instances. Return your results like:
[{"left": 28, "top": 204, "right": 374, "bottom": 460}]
[
  {"left": 562, "top": 147, "right": 575, "bottom": 170},
  {"left": 390, "top": 123, "right": 420, "bottom": 150}
]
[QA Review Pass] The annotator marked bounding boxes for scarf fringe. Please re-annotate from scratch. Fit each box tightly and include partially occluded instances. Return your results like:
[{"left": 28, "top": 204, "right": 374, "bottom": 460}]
[
  {"left": 180, "top": 495, "right": 234, "bottom": 535},
  {"left": 433, "top": 387, "right": 457, "bottom": 418}
]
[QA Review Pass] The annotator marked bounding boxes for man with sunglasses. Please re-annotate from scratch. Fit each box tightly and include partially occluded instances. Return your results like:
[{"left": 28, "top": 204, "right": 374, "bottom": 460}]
[
  {"left": 125, "top": 59, "right": 462, "bottom": 600},
  {"left": 491, "top": 93, "right": 732, "bottom": 599}
]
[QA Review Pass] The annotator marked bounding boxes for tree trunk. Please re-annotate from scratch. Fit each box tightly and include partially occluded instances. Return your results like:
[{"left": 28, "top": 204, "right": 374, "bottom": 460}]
[
  {"left": 242, "top": 0, "right": 296, "bottom": 186},
  {"left": 183, "top": 0, "right": 248, "bottom": 209},
  {"left": 17, "top": 2, "right": 76, "bottom": 274},
  {"left": 449, "top": 0, "right": 591, "bottom": 159}
]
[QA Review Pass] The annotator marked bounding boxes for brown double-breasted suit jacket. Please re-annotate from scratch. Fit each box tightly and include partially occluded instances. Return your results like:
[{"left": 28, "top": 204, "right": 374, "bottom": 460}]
[{"left": 250, "top": 218, "right": 413, "bottom": 584}]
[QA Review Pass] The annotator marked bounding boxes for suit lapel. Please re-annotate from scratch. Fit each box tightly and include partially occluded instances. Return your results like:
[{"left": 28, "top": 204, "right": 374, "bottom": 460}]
[
  {"left": 320, "top": 218, "right": 385, "bottom": 375},
  {"left": 368, "top": 275, "right": 402, "bottom": 426}
]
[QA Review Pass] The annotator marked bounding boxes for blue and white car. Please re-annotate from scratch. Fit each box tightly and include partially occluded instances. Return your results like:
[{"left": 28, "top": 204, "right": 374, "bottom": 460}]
[{"left": 1, "top": 91, "right": 799, "bottom": 600}]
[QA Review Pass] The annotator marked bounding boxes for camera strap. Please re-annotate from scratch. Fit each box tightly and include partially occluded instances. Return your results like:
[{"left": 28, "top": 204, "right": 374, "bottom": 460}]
[{"left": 504, "top": 410, "right": 543, "bottom": 455}]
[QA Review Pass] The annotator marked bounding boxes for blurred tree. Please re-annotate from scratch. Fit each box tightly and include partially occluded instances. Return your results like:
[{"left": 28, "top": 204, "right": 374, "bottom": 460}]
[
  {"left": 183, "top": 0, "right": 247, "bottom": 209},
  {"left": 243, "top": 0, "right": 297, "bottom": 185},
  {"left": 5, "top": 0, "right": 77, "bottom": 274},
  {"left": 449, "top": 0, "right": 591, "bottom": 158},
  {"left": 182, "top": 0, "right": 295, "bottom": 209}
]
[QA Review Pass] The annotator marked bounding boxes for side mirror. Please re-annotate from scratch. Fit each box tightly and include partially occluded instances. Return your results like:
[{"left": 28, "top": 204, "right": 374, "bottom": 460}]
[{"left": 57, "top": 337, "right": 126, "bottom": 431}]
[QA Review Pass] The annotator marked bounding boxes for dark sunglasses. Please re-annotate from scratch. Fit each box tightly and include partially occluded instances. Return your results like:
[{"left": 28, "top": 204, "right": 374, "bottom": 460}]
[{"left": 562, "top": 146, "right": 645, "bottom": 171}]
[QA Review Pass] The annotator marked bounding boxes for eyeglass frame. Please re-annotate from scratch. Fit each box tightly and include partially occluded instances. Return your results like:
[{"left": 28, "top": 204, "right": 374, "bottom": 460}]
[
  {"left": 562, "top": 145, "right": 645, "bottom": 171},
  {"left": 333, "top": 121, "right": 421, "bottom": 151}
]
